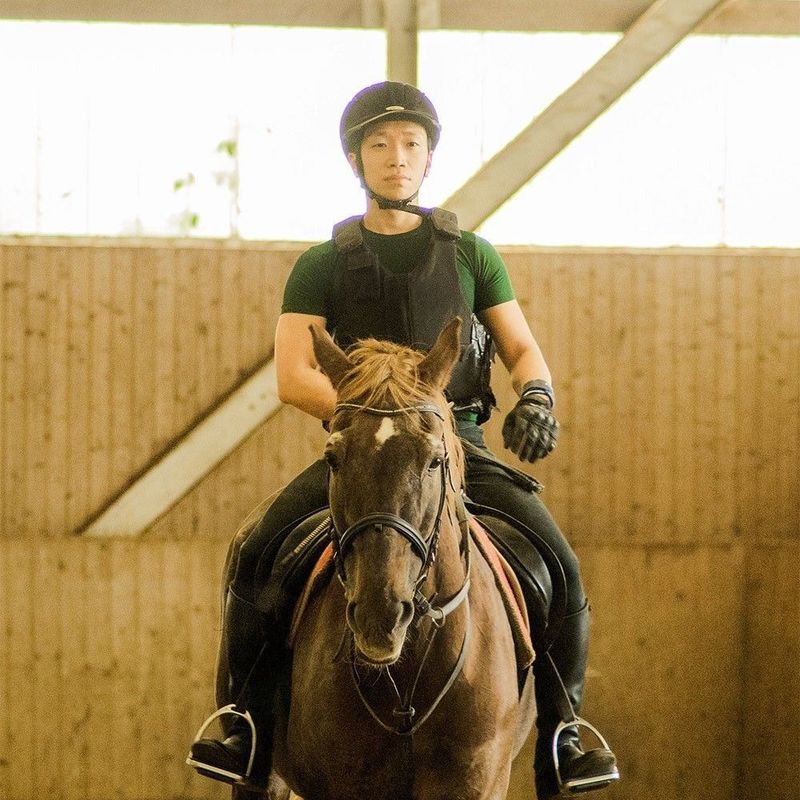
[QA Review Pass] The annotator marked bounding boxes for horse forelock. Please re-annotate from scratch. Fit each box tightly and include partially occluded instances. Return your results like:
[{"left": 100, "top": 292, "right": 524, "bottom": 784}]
[{"left": 336, "top": 338, "right": 465, "bottom": 491}]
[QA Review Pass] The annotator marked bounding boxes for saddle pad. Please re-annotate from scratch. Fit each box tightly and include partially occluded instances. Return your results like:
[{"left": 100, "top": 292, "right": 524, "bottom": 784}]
[
  {"left": 287, "top": 542, "right": 335, "bottom": 648},
  {"left": 469, "top": 517, "right": 535, "bottom": 670}
]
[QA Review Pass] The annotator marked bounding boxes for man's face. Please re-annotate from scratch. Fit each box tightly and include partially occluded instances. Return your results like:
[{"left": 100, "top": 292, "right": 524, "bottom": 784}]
[{"left": 349, "top": 119, "right": 432, "bottom": 201}]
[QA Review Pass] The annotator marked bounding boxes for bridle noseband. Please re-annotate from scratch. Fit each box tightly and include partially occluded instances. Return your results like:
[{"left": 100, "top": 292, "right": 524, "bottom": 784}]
[{"left": 327, "top": 400, "right": 472, "bottom": 736}]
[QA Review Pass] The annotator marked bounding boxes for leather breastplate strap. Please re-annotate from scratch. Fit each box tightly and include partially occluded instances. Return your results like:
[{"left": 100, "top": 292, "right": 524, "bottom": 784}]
[{"left": 331, "top": 208, "right": 494, "bottom": 417}]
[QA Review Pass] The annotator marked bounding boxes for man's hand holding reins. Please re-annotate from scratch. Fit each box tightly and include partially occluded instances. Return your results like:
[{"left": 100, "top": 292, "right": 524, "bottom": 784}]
[{"left": 502, "top": 380, "right": 559, "bottom": 463}]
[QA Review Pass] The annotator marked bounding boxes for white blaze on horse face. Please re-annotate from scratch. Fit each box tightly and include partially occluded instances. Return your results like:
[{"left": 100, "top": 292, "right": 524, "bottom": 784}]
[{"left": 374, "top": 417, "right": 397, "bottom": 449}]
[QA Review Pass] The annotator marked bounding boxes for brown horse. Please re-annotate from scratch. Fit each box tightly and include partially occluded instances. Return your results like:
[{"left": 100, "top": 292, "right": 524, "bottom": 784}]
[{"left": 235, "top": 318, "right": 535, "bottom": 800}]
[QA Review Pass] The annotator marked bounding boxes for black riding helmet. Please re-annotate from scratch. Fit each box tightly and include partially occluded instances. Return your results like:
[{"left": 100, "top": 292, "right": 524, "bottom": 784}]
[
  {"left": 340, "top": 82, "right": 441, "bottom": 213},
  {"left": 340, "top": 81, "right": 441, "bottom": 156}
]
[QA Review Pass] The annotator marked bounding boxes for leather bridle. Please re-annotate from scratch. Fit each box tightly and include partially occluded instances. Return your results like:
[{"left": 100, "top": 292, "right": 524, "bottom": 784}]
[
  {"left": 327, "top": 400, "right": 472, "bottom": 735},
  {"left": 329, "top": 401, "right": 449, "bottom": 595}
]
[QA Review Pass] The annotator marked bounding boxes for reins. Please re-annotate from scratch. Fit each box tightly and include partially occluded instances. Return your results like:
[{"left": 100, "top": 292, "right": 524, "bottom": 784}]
[{"left": 328, "top": 400, "right": 472, "bottom": 735}]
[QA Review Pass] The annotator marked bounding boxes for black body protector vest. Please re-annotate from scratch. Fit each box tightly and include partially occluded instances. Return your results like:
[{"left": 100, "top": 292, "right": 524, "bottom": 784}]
[{"left": 331, "top": 207, "right": 496, "bottom": 423}]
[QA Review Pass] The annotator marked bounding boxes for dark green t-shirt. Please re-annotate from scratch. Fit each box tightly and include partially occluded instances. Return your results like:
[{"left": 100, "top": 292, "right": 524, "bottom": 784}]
[{"left": 281, "top": 218, "right": 515, "bottom": 324}]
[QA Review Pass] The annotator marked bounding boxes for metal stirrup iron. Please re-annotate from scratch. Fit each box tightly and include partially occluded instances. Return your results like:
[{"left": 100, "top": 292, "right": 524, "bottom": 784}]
[
  {"left": 185, "top": 704, "right": 257, "bottom": 783},
  {"left": 552, "top": 718, "right": 620, "bottom": 794}
]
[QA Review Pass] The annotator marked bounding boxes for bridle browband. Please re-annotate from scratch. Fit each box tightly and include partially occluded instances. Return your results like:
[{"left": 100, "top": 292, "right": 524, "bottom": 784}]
[{"left": 327, "top": 400, "right": 472, "bottom": 735}]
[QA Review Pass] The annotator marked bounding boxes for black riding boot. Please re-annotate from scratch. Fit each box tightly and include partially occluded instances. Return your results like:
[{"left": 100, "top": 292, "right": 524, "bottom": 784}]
[
  {"left": 534, "top": 600, "right": 619, "bottom": 798},
  {"left": 187, "top": 588, "right": 281, "bottom": 790}
]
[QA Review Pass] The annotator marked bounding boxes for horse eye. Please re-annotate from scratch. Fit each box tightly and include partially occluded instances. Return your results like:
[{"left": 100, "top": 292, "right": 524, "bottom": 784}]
[
  {"left": 325, "top": 451, "right": 339, "bottom": 471},
  {"left": 428, "top": 456, "right": 444, "bottom": 471}
]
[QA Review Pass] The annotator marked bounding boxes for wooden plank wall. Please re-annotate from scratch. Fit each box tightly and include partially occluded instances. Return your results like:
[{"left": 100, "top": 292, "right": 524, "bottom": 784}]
[{"left": 0, "top": 239, "right": 797, "bottom": 800}]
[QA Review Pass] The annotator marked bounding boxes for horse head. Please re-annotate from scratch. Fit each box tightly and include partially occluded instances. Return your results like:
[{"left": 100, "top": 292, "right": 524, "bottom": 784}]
[{"left": 310, "top": 318, "right": 464, "bottom": 666}]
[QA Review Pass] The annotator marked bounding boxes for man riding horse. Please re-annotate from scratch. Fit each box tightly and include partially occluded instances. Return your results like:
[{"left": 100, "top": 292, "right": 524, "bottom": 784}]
[{"left": 187, "top": 81, "right": 619, "bottom": 799}]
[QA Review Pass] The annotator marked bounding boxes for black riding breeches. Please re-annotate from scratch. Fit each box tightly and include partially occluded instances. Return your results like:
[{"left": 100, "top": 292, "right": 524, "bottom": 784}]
[{"left": 231, "top": 422, "right": 585, "bottom": 615}]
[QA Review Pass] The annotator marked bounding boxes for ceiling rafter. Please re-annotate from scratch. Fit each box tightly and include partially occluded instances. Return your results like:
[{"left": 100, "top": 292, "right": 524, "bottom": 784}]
[
  {"left": 1, "top": 0, "right": 798, "bottom": 35},
  {"left": 80, "top": 361, "right": 280, "bottom": 537},
  {"left": 445, "top": 0, "right": 730, "bottom": 230}
]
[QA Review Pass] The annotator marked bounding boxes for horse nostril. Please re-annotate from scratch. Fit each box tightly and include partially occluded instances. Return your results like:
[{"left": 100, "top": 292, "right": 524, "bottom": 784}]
[{"left": 398, "top": 600, "right": 414, "bottom": 628}]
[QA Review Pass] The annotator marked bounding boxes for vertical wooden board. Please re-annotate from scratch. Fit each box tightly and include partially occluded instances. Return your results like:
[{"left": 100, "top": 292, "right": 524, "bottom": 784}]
[
  {"left": 240, "top": 248, "right": 269, "bottom": 371},
  {"left": 734, "top": 257, "right": 760, "bottom": 537},
  {"left": 651, "top": 254, "right": 677, "bottom": 540},
  {"left": 184, "top": 544, "right": 229, "bottom": 800},
  {"left": 694, "top": 255, "right": 723, "bottom": 539},
  {"left": 671, "top": 259, "right": 697, "bottom": 540},
  {"left": 548, "top": 253, "right": 578, "bottom": 538},
  {"left": 6, "top": 539, "right": 35, "bottom": 799},
  {"left": 608, "top": 254, "right": 636, "bottom": 538},
  {"left": 109, "top": 247, "right": 136, "bottom": 493},
  {"left": 543, "top": 254, "right": 577, "bottom": 527},
  {"left": 578, "top": 543, "right": 745, "bottom": 800},
  {"left": 750, "top": 259, "right": 776, "bottom": 538},
  {"left": 218, "top": 247, "right": 243, "bottom": 389},
  {"left": 587, "top": 257, "right": 615, "bottom": 537},
  {"left": 131, "top": 247, "right": 157, "bottom": 471},
  {"left": 195, "top": 247, "right": 220, "bottom": 405},
  {"left": 1, "top": 246, "right": 26, "bottom": 536},
  {"left": 48, "top": 247, "right": 72, "bottom": 536},
  {"left": 26, "top": 248, "right": 52, "bottom": 536},
  {"left": 173, "top": 247, "right": 203, "bottom": 539},
  {"left": 0, "top": 539, "right": 10, "bottom": 798},
  {"left": 776, "top": 256, "right": 800, "bottom": 540},
  {"left": 522, "top": 253, "right": 560, "bottom": 502},
  {"left": 67, "top": 250, "right": 92, "bottom": 533},
  {"left": 32, "top": 541, "right": 63, "bottom": 797},
  {"left": 162, "top": 540, "right": 193, "bottom": 797},
  {"left": 739, "top": 543, "right": 800, "bottom": 798},
  {"left": 629, "top": 256, "right": 657, "bottom": 539},
  {"left": 0, "top": 247, "right": 3, "bottom": 534},
  {"left": 174, "top": 246, "right": 200, "bottom": 428},
  {"left": 716, "top": 253, "right": 738, "bottom": 537},
  {"left": 568, "top": 257, "right": 594, "bottom": 539},
  {"left": 223, "top": 248, "right": 266, "bottom": 536},
  {"left": 218, "top": 248, "right": 244, "bottom": 512},
  {"left": 188, "top": 538, "right": 224, "bottom": 700},
  {"left": 152, "top": 247, "right": 177, "bottom": 453},
  {"left": 137, "top": 540, "right": 166, "bottom": 798},
  {"left": 192, "top": 248, "right": 222, "bottom": 540},
  {"left": 82, "top": 540, "right": 114, "bottom": 799},
  {"left": 762, "top": 257, "right": 800, "bottom": 541},
  {"left": 59, "top": 539, "right": 90, "bottom": 800},
  {"left": 109, "top": 540, "right": 142, "bottom": 799},
  {"left": 87, "top": 247, "right": 113, "bottom": 522}
]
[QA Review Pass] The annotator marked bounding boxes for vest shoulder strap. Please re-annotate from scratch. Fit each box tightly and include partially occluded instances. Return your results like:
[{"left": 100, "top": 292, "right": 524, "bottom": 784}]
[
  {"left": 429, "top": 207, "right": 461, "bottom": 240},
  {"left": 332, "top": 216, "right": 364, "bottom": 253}
]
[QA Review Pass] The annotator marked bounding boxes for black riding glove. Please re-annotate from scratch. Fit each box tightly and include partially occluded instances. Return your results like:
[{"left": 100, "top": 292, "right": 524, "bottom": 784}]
[{"left": 502, "top": 380, "right": 559, "bottom": 463}]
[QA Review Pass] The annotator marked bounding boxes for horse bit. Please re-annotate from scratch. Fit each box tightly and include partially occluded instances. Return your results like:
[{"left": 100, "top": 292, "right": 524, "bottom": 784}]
[{"left": 326, "top": 401, "right": 472, "bottom": 736}]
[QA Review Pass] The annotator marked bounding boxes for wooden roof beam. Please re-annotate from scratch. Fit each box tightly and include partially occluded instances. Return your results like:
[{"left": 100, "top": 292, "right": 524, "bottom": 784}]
[
  {"left": 1, "top": 1, "right": 798, "bottom": 35},
  {"left": 80, "top": 361, "right": 281, "bottom": 537},
  {"left": 444, "top": 0, "right": 730, "bottom": 232}
]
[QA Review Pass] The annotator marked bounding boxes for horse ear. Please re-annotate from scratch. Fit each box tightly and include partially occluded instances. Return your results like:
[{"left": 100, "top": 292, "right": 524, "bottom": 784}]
[
  {"left": 310, "top": 324, "right": 353, "bottom": 389},
  {"left": 419, "top": 317, "right": 462, "bottom": 390}
]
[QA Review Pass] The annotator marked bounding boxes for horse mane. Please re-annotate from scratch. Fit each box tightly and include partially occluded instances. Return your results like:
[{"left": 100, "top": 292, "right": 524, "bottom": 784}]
[{"left": 337, "top": 338, "right": 466, "bottom": 490}]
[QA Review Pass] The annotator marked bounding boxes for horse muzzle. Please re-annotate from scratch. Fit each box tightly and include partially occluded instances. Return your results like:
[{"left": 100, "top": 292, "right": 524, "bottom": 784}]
[{"left": 346, "top": 597, "right": 415, "bottom": 665}]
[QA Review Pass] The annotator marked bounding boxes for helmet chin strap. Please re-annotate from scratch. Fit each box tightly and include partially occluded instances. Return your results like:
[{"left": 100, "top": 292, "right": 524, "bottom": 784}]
[{"left": 367, "top": 187, "right": 429, "bottom": 218}]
